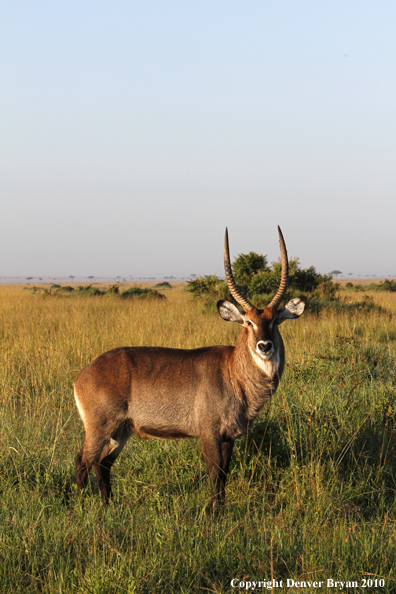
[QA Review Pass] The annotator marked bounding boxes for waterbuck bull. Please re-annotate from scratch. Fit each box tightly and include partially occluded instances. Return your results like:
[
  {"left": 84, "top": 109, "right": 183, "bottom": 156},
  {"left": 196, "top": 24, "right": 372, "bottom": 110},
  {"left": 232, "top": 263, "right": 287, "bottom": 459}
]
[{"left": 74, "top": 227, "right": 306, "bottom": 504}]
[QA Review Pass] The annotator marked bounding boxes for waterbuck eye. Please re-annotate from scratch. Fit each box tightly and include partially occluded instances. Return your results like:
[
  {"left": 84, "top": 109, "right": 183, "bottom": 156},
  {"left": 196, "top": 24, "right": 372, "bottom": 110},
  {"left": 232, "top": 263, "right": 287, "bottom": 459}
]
[{"left": 246, "top": 320, "right": 252, "bottom": 326}]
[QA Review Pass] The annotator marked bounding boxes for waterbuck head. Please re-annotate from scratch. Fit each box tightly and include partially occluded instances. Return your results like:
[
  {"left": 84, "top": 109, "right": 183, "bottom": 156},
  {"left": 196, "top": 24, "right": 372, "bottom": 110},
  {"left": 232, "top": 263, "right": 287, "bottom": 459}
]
[{"left": 217, "top": 227, "right": 306, "bottom": 364}]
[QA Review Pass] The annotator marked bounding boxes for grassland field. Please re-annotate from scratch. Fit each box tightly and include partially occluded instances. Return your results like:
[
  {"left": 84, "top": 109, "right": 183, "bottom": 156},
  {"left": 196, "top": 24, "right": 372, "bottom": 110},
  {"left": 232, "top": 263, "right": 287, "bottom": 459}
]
[{"left": 1, "top": 283, "right": 396, "bottom": 593}]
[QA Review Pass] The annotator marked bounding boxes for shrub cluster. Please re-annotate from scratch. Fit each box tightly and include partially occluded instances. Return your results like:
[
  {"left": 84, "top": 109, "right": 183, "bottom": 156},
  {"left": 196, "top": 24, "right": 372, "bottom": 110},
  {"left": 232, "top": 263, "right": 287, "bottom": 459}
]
[
  {"left": 154, "top": 281, "right": 172, "bottom": 289},
  {"left": 120, "top": 286, "right": 166, "bottom": 300},
  {"left": 187, "top": 252, "right": 336, "bottom": 312},
  {"left": 25, "top": 284, "right": 165, "bottom": 300},
  {"left": 345, "top": 279, "right": 396, "bottom": 292}
]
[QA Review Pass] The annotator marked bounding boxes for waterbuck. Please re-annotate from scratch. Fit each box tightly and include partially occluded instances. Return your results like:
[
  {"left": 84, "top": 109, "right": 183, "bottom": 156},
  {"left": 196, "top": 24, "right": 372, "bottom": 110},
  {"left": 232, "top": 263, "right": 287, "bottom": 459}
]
[{"left": 74, "top": 227, "right": 306, "bottom": 504}]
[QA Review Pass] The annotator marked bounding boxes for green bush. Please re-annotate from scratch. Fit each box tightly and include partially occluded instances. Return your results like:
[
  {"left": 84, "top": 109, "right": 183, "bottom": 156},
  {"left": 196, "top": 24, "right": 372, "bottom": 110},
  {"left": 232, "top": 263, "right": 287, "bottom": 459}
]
[
  {"left": 232, "top": 252, "right": 268, "bottom": 287},
  {"left": 24, "top": 284, "right": 165, "bottom": 300},
  {"left": 186, "top": 275, "right": 225, "bottom": 298},
  {"left": 121, "top": 287, "right": 166, "bottom": 300},
  {"left": 312, "top": 279, "right": 340, "bottom": 301},
  {"left": 308, "top": 294, "right": 385, "bottom": 315},
  {"left": 154, "top": 281, "right": 172, "bottom": 289},
  {"left": 75, "top": 285, "right": 103, "bottom": 296},
  {"left": 186, "top": 253, "right": 337, "bottom": 313},
  {"left": 106, "top": 284, "right": 120, "bottom": 294},
  {"left": 249, "top": 269, "right": 278, "bottom": 295},
  {"left": 343, "top": 279, "right": 396, "bottom": 293}
]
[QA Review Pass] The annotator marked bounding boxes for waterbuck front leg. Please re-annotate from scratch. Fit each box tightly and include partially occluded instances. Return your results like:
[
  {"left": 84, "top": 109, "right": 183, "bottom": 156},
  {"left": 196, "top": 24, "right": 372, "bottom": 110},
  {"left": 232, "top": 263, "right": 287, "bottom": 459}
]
[
  {"left": 221, "top": 439, "right": 234, "bottom": 483},
  {"left": 200, "top": 435, "right": 235, "bottom": 504}
]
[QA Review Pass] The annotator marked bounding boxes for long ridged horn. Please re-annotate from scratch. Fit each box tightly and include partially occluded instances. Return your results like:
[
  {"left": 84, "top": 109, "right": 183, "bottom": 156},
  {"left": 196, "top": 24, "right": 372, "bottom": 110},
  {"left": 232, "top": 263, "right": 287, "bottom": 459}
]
[
  {"left": 224, "top": 228, "right": 254, "bottom": 312},
  {"left": 267, "top": 226, "right": 289, "bottom": 310}
]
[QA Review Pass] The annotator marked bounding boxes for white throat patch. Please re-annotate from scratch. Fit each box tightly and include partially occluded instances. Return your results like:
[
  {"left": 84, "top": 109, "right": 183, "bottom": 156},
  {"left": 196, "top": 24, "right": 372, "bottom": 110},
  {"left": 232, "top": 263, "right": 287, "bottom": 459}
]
[{"left": 251, "top": 349, "right": 280, "bottom": 379}]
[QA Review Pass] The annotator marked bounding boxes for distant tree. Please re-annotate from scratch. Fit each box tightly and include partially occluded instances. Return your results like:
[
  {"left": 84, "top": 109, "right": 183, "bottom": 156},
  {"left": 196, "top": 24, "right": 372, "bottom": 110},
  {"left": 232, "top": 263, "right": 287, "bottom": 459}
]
[
  {"left": 69, "top": 275, "right": 75, "bottom": 282},
  {"left": 26, "top": 277, "right": 33, "bottom": 280},
  {"left": 88, "top": 276, "right": 94, "bottom": 280},
  {"left": 330, "top": 270, "right": 342, "bottom": 277}
]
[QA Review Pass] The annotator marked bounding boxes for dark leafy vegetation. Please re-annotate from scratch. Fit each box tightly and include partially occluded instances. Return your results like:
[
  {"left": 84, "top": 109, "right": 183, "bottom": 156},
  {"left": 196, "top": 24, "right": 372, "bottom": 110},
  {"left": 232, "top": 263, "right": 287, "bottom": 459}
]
[
  {"left": 187, "top": 252, "right": 344, "bottom": 313},
  {"left": 307, "top": 294, "right": 386, "bottom": 315},
  {"left": 120, "top": 286, "right": 166, "bottom": 300},
  {"left": 154, "top": 281, "right": 173, "bottom": 288},
  {"left": 25, "top": 284, "right": 166, "bottom": 300},
  {"left": 187, "top": 253, "right": 391, "bottom": 316},
  {"left": 345, "top": 279, "right": 396, "bottom": 292}
]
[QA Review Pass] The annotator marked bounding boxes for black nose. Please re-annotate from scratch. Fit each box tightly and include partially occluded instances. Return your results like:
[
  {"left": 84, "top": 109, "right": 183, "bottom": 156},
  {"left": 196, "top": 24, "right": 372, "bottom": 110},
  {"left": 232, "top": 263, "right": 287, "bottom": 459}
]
[{"left": 257, "top": 341, "right": 273, "bottom": 354}]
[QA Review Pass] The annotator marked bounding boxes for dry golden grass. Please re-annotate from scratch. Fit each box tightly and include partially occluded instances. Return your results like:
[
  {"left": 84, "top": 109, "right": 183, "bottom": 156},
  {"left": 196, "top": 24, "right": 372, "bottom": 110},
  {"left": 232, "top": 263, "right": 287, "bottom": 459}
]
[{"left": 1, "top": 283, "right": 396, "bottom": 592}]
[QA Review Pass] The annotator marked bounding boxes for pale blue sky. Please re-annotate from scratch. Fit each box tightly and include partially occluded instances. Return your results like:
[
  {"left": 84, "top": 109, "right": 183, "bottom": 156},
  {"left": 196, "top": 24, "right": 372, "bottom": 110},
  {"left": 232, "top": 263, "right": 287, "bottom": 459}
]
[{"left": 1, "top": 1, "right": 396, "bottom": 278}]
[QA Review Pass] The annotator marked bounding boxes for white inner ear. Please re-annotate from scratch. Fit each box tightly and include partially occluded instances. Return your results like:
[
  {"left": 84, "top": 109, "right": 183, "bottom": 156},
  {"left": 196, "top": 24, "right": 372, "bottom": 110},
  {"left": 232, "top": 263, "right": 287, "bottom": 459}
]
[
  {"left": 218, "top": 301, "right": 245, "bottom": 324},
  {"left": 276, "top": 297, "right": 306, "bottom": 324}
]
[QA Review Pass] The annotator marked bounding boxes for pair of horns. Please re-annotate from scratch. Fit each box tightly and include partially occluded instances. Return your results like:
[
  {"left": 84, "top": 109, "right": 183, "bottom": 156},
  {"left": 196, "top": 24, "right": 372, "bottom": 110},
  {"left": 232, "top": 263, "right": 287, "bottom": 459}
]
[{"left": 223, "top": 226, "right": 289, "bottom": 312}]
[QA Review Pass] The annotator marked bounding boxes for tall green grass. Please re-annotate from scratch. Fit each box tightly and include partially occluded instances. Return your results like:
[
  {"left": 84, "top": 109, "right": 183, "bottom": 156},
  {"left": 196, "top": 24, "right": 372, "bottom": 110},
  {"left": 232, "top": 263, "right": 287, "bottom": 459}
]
[{"left": 1, "top": 285, "right": 396, "bottom": 592}]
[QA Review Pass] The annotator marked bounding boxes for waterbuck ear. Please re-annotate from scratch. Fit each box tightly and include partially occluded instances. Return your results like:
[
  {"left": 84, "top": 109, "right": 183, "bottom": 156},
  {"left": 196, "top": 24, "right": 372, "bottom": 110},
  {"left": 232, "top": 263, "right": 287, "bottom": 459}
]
[
  {"left": 276, "top": 296, "right": 306, "bottom": 325},
  {"left": 217, "top": 300, "right": 245, "bottom": 324}
]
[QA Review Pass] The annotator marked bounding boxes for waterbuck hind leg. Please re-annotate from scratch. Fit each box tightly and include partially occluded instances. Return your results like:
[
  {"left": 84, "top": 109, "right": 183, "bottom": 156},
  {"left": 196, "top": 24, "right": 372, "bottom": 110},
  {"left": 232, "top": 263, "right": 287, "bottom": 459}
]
[
  {"left": 75, "top": 435, "right": 123, "bottom": 503},
  {"left": 93, "top": 456, "right": 113, "bottom": 504},
  {"left": 75, "top": 438, "right": 105, "bottom": 498},
  {"left": 93, "top": 437, "right": 128, "bottom": 504},
  {"left": 75, "top": 413, "right": 132, "bottom": 503},
  {"left": 76, "top": 449, "right": 91, "bottom": 491}
]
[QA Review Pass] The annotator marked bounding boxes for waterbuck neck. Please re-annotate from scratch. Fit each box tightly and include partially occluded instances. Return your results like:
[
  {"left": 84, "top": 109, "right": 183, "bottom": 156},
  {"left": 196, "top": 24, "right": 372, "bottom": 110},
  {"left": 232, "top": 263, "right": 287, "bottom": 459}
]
[{"left": 229, "top": 328, "right": 284, "bottom": 418}]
